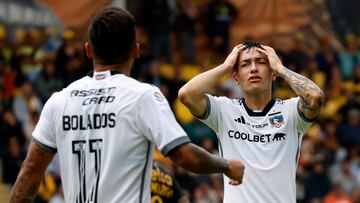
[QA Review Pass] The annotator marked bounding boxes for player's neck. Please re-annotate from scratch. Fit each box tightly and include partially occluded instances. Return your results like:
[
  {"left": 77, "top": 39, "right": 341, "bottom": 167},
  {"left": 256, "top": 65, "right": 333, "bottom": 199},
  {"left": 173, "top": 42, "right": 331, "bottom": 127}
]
[
  {"left": 243, "top": 91, "right": 272, "bottom": 111},
  {"left": 93, "top": 60, "right": 132, "bottom": 75}
]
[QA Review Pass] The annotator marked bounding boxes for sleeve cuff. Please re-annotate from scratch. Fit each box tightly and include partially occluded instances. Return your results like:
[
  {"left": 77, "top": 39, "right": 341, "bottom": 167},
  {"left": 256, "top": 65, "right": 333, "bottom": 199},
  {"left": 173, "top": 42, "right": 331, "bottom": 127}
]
[
  {"left": 32, "top": 137, "right": 57, "bottom": 153},
  {"left": 296, "top": 99, "right": 317, "bottom": 123},
  {"left": 161, "top": 136, "right": 191, "bottom": 156},
  {"left": 196, "top": 95, "right": 211, "bottom": 120}
]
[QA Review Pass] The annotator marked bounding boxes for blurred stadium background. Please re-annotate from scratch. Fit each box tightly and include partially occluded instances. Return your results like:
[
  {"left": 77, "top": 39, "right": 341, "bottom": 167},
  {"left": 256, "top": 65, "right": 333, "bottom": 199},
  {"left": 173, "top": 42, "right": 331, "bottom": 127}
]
[{"left": 0, "top": 0, "right": 359, "bottom": 202}]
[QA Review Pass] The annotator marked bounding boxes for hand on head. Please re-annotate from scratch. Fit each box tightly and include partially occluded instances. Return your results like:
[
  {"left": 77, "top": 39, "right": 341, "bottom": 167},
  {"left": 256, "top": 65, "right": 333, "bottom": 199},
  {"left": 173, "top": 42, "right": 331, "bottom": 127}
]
[
  {"left": 223, "top": 44, "right": 246, "bottom": 69},
  {"left": 256, "top": 45, "right": 285, "bottom": 75}
]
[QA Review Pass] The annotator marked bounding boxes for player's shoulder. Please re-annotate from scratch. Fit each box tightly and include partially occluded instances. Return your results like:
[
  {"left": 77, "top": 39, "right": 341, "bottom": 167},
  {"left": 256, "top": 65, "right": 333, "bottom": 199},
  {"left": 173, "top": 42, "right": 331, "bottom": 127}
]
[
  {"left": 207, "top": 94, "right": 237, "bottom": 105},
  {"left": 126, "top": 77, "right": 155, "bottom": 94},
  {"left": 107, "top": 74, "right": 154, "bottom": 94},
  {"left": 274, "top": 97, "right": 299, "bottom": 106}
]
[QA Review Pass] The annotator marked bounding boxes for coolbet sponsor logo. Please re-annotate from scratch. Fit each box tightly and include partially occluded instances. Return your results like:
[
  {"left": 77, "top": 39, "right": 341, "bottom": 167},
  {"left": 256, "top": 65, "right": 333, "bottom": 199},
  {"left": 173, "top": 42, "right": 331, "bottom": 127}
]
[{"left": 228, "top": 130, "right": 286, "bottom": 143}]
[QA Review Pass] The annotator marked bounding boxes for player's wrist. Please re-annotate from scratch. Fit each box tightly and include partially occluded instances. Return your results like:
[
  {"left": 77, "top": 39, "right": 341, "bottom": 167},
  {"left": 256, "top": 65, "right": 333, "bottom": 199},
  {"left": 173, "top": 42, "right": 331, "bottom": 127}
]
[
  {"left": 274, "top": 65, "right": 286, "bottom": 76},
  {"left": 223, "top": 159, "right": 231, "bottom": 175}
]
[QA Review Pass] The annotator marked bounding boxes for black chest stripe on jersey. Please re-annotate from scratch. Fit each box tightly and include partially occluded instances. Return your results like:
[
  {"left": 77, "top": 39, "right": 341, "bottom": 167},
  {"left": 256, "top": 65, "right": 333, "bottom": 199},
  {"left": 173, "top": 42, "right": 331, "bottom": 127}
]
[
  {"left": 268, "top": 111, "right": 281, "bottom": 116},
  {"left": 242, "top": 98, "right": 275, "bottom": 117}
]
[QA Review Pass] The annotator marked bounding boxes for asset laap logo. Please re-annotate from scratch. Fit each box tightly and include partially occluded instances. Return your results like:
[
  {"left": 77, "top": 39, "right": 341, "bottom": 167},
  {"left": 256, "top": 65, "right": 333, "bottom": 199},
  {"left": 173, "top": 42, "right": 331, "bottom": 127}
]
[{"left": 269, "top": 114, "right": 285, "bottom": 128}]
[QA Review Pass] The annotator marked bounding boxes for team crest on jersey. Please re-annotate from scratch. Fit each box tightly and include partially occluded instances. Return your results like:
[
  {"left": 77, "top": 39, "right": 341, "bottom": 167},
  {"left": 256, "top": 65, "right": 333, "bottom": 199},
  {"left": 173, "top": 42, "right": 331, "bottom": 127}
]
[{"left": 269, "top": 115, "right": 285, "bottom": 128}]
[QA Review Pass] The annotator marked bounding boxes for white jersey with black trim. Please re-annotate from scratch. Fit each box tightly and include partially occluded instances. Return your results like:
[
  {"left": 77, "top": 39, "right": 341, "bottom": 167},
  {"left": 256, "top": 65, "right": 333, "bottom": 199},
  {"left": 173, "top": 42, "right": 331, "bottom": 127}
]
[
  {"left": 200, "top": 95, "right": 312, "bottom": 203},
  {"left": 32, "top": 70, "right": 190, "bottom": 203}
]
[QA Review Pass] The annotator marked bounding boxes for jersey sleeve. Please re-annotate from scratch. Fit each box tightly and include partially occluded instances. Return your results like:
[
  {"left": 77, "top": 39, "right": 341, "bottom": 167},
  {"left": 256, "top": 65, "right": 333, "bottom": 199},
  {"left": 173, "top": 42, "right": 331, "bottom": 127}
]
[
  {"left": 136, "top": 87, "right": 190, "bottom": 156},
  {"left": 197, "top": 94, "right": 227, "bottom": 132},
  {"left": 32, "top": 93, "right": 58, "bottom": 153},
  {"left": 288, "top": 97, "right": 313, "bottom": 134}
]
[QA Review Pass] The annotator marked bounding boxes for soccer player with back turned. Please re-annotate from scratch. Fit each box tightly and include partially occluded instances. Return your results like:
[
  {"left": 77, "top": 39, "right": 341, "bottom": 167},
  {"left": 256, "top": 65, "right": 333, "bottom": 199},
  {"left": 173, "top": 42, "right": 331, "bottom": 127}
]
[
  {"left": 9, "top": 7, "right": 245, "bottom": 203},
  {"left": 179, "top": 41, "right": 325, "bottom": 203}
]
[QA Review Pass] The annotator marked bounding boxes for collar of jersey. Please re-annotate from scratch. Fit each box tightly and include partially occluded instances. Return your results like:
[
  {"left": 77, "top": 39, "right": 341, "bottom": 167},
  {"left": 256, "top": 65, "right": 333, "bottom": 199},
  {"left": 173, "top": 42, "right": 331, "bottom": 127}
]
[
  {"left": 87, "top": 70, "right": 123, "bottom": 77},
  {"left": 241, "top": 98, "right": 275, "bottom": 117}
]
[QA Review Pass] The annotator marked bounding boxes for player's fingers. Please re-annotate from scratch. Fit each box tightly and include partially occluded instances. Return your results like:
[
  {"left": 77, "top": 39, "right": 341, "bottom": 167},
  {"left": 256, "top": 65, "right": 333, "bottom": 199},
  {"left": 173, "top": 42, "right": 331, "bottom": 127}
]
[
  {"left": 228, "top": 179, "right": 242, "bottom": 185},
  {"left": 260, "top": 45, "right": 275, "bottom": 54},
  {"left": 229, "top": 180, "right": 240, "bottom": 186},
  {"left": 237, "top": 44, "right": 246, "bottom": 50},
  {"left": 232, "top": 44, "right": 245, "bottom": 53},
  {"left": 256, "top": 47, "right": 267, "bottom": 55},
  {"left": 260, "top": 44, "right": 271, "bottom": 50}
]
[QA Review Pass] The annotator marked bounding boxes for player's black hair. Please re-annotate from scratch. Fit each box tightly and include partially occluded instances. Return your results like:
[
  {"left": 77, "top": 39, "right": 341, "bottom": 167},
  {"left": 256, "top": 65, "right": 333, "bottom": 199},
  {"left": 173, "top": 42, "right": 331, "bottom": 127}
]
[
  {"left": 234, "top": 40, "right": 264, "bottom": 71},
  {"left": 88, "top": 6, "right": 136, "bottom": 65}
]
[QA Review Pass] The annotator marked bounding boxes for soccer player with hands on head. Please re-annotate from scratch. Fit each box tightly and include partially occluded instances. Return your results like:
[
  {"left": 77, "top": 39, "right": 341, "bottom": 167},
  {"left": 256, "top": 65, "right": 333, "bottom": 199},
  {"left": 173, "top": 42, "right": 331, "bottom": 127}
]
[{"left": 179, "top": 41, "right": 325, "bottom": 203}]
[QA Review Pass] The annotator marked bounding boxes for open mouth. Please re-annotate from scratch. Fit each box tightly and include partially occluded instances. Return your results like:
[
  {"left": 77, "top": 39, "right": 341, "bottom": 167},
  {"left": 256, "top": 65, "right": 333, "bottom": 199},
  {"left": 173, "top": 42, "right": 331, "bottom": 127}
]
[{"left": 248, "top": 76, "right": 262, "bottom": 82}]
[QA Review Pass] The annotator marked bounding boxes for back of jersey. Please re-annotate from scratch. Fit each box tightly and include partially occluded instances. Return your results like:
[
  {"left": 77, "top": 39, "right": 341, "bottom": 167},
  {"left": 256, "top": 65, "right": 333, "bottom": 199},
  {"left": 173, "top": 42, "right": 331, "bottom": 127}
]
[{"left": 34, "top": 71, "right": 159, "bottom": 203}]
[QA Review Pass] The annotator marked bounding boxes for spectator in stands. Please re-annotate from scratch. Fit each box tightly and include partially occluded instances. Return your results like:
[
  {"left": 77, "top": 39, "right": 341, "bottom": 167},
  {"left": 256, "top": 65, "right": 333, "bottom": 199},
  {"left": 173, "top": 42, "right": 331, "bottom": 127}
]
[
  {"left": 174, "top": 0, "right": 197, "bottom": 63},
  {"left": 55, "top": 39, "right": 87, "bottom": 86},
  {"left": 12, "top": 81, "right": 42, "bottom": 124},
  {"left": 205, "top": 0, "right": 236, "bottom": 54},
  {"left": 151, "top": 161, "right": 189, "bottom": 203},
  {"left": 323, "top": 184, "right": 353, "bottom": 203},
  {"left": 338, "top": 34, "right": 360, "bottom": 79},
  {"left": 304, "top": 161, "right": 331, "bottom": 201},
  {"left": 143, "top": 0, "right": 174, "bottom": 62},
  {"left": 1, "top": 136, "right": 26, "bottom": 185},
  {"left": 22, "top": 111, "right": 39, "bottom": 145},
  {"left": 331, "top": 158, "right": 359, "bottom": 195},
  {"left": 336, "top": 108, "right": 360, "bottom": 148},
  {"left": 0, "top": 110, "right": 26, "bottom": 153},
  {"left": 315, "top": 36, "right": 338, "bottom": 72},
  {"left": 34, "top": 54, "right": 63, "bottom": 102},
  {"left": 301, "top": 59, "right": 326, "bottom": 90}
]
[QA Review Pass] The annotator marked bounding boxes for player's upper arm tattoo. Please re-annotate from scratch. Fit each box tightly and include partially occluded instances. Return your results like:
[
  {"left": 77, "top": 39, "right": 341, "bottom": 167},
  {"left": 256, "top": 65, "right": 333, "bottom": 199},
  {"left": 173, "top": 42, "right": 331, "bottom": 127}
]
[{"left": 279, "top": 68, "right": 325, "bottom": 119}]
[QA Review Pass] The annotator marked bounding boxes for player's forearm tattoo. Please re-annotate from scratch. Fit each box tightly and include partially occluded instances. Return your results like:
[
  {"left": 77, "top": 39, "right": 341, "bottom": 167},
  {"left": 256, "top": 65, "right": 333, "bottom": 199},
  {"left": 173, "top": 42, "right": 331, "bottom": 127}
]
[
  {"left": 279, "top": 68, "right": 325, "bottom": 111},
  {"left": 10, "top": 145, "right": 52, "bottom": 203},
  {"left": 10, "top": 177, "right": 40, "bottom": 203}
]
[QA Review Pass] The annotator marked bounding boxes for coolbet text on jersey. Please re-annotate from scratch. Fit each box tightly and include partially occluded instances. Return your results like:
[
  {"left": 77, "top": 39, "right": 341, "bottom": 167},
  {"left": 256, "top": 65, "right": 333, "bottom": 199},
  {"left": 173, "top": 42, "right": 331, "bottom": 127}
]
[{"left": 200, "top": 94, "right": 312, "bottom": 203}]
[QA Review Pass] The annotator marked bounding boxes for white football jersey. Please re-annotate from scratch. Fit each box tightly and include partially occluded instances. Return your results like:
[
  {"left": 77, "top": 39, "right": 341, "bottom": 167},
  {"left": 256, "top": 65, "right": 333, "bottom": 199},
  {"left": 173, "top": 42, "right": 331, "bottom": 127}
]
[
  {"left": 200, "top": 95, "right": 312, "bottom": 203},
  {"left": 32, "top": 70, "right": 190, "bottom": 203}
]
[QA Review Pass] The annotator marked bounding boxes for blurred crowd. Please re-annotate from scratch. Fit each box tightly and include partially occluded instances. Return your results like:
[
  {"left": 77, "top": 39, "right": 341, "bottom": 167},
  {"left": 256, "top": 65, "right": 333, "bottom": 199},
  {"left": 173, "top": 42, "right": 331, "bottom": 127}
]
[{"left": 0, "top": 0, "right": 359, "bottom": 203}]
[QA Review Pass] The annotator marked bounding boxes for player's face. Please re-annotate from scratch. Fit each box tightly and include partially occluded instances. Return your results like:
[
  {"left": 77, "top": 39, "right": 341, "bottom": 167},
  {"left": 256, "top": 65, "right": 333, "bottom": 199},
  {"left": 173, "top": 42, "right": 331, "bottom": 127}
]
[{"left": 233, "top": 48, "right": 274, "bottom": 95}]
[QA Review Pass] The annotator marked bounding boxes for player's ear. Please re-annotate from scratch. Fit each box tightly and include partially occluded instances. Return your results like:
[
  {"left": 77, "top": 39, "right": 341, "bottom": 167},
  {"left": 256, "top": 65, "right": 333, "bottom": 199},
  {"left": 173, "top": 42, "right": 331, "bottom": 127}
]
[
  {"left": 232, "top": 70, "right": 240, "bottom": 85},
  {"left": 133, "top": 42, "right": 140, "bottom": 59},
  {"left": 84, "top": 42, "right": 93, "bottom": 59}
]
